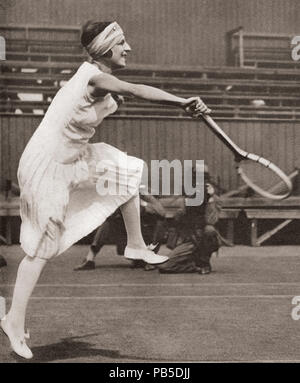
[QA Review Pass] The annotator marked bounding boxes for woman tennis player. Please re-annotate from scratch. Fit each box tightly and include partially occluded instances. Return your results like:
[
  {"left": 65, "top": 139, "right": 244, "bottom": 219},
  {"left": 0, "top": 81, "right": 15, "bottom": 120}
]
[{"left": 0, "top": 20, "right": 210, "bottom": 359}]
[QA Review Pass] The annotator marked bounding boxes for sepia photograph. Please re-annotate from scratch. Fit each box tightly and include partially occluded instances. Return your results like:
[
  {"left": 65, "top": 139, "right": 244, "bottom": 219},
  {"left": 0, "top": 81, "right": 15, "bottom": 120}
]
[{"left": 0, "top": 0, "right": 300, "bottom": 369}]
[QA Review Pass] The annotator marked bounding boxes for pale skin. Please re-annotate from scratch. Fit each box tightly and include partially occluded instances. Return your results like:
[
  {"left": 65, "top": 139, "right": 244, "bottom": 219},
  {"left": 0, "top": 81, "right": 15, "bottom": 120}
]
[{"left": 2, "top": 30, "right": 211, "bottom": 359}]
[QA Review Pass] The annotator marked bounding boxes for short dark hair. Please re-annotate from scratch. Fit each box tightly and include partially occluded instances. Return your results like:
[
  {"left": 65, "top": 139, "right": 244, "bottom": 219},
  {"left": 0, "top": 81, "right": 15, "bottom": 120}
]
[{"left": 81, "top": 20, "right": 113, "bottom": 48}]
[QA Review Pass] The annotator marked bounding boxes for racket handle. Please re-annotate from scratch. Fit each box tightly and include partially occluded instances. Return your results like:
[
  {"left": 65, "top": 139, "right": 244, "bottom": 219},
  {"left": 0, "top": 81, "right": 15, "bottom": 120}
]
[{"left": 200, "top": 114, "right": 247, "bottom": 159}]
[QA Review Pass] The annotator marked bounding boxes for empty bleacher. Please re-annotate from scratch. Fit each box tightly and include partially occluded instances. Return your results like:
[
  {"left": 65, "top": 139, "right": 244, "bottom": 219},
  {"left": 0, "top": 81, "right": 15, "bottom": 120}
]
[{"left": 1, "top": 25, "right": 300, "bottom": 120}]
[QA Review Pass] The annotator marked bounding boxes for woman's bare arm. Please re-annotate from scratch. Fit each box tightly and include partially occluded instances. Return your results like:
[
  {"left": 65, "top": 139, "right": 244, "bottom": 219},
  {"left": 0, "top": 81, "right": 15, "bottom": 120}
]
[{"left": 88, "top": 72, "right": 211, "bottom": 114}]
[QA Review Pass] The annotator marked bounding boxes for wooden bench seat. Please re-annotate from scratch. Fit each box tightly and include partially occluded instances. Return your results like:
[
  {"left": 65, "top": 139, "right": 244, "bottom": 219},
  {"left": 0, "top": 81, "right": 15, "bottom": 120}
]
[
  {"left": 221, "top": 197, "right": 300, "bottom": 208},
  {"left": 4, "top": 53, "right": 299, "bottom": 78},
  {"left": 1, "top": 65, "right": 300, "bottom": 97},
  {"left": 1, "top": 74, "right": 299, "bottom": 109},
  {"left": 1, "top": 100, "right": 299, "bottom": 120},
  {"left": 114, "top": 64, "right": 300, "bottom": 82},
  {"left": 2, "top": 68, "right": 300, "bottom": 88},
  {"left": 244, "top": 59, "right": 300, "bottom": 70},
  {"left": 3, "top": 83, "right": 299, "bottom": 100},
  {"left": 245, "top": 209, "right": 300, "bottom": 246},
  {"left": 220, "top": 196, "right": 300, "bottom": 246},
  {"left": 0, "top": 193, "right": 240, "bottom": 245},
  {"left": 6, "top": 38, "right": 84, "bottom": 54},
  {"left": 2, "top": 73, "right": 299, "bottom": 101},
  {"left": 0, "top": 24, "right": 81, "bottom": 37},
  {"left": 5, "top": 51, "right": 87, "bottom": 63},
  {"left": 1, "top": 192, "right": 299, "bottom": 247}
]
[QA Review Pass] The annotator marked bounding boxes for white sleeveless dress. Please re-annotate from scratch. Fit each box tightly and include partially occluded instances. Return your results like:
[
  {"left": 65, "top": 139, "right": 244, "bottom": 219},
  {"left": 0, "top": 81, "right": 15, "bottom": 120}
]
[{"left": 18, "top": 61, "right": 144, "bottom": 258}]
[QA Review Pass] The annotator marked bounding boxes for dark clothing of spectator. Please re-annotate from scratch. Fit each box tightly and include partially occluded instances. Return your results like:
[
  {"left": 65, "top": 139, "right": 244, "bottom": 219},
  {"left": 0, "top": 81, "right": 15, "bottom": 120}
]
[{"left": 158, "top": 182, "right": 222, "bottom": 274}]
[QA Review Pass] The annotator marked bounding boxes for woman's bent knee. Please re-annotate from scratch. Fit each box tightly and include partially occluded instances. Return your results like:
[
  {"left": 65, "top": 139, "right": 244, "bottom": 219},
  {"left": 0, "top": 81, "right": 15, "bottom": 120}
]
[
  {"left": 34, "top": 218, "right": 64, "bottom": 260},
  {"left": 24, "top": 254, "right": 48, "bottom": 265}
]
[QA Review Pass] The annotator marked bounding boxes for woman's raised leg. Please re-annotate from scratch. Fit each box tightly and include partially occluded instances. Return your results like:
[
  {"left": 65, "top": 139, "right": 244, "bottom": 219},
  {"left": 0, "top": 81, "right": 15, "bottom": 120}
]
[
  {"left": 120, "top": 194, "right": 169, "bottom": 265},
  {"left": 120, "top": 193, "right": 147, "bottom": 250}
]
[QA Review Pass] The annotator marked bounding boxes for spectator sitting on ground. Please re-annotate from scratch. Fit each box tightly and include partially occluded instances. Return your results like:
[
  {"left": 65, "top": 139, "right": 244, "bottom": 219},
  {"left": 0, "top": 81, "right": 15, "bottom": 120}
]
[{"left": 153, "top": 165, "right": 222, "bottom": 275}]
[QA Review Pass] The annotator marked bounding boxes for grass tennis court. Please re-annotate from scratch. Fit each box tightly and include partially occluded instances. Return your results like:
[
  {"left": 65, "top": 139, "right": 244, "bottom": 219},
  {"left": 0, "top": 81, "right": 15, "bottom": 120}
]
[{"left": 1, "top": 245, "right": 300, "bottom": 363}]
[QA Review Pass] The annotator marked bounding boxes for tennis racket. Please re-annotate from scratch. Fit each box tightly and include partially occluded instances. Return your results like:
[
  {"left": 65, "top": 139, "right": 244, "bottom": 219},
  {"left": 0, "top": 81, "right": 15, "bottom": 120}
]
[{"left": 200, "top": 114, "right": 292, "bottom": 200}]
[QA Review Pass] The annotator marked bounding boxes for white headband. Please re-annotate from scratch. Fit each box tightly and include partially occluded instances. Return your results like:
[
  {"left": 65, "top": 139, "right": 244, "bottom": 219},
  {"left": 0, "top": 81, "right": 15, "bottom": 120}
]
[{"left": 86, "top": 22, "right": 124, "bottom": 57}]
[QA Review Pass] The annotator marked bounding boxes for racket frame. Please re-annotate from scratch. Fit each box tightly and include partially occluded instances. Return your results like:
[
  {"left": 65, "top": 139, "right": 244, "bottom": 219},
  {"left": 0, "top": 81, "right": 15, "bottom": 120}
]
[{"left": 200, "top": 114, "right": 292, "bottom": 200}]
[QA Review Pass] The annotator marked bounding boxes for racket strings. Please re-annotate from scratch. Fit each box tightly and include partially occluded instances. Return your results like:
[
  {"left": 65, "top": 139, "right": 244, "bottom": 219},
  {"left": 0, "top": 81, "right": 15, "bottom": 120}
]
[{"left": 237, "top": 159, "right": 291, "bottom": 199}]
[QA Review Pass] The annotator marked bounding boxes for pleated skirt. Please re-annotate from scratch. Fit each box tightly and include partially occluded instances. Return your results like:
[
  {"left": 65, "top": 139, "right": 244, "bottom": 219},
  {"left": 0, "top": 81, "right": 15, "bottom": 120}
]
[{"left": 18, "top": 142, "right": 144, "bottom": 258}]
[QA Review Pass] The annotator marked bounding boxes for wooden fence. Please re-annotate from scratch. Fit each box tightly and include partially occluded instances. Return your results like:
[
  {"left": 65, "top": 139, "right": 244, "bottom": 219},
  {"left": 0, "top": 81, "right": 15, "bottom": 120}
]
[{"left": 0, "top": 114, "right": 299, "bottom": 193}]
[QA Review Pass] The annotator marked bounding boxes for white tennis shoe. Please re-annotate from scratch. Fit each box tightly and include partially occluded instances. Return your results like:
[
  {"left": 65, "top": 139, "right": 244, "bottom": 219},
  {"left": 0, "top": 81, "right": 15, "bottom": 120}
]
[
  {"left": 0, "top": 316, "right": 33, "bottom": 359},
  {"left": 124, "top": 247, "right": 168, "bottom": 265}
]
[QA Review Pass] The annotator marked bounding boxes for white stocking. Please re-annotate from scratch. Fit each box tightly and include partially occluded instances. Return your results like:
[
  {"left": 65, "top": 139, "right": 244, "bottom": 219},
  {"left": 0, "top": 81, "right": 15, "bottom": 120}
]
[
  {"left": 6, "top": 255, "right": 47, "bottom": 338},
  {"left": 120, "top": 194, "right": 147, "bottom": 250}
]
